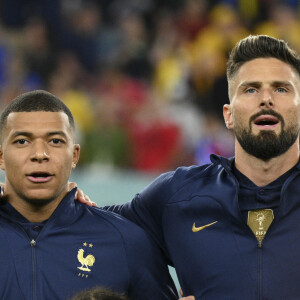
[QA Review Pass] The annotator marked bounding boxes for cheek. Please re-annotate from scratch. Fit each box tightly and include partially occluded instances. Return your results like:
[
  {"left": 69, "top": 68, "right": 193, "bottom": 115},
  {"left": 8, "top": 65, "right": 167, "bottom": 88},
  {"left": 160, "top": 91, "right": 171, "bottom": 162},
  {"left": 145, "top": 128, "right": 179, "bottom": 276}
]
[
  {"left": 232, "top": 107, "right": 248, "bottom": 126},
  {"left": 4, "top": 159, "right": 24, "bottom": 182},
  {"left": 53, "top": 155, "right": 73, "bottom": 173},
  {"left": 286, "top": 108, "right": 300, "bottom": 125},
  {"left": 3, "top": 153, "right": 20, "bottom": 170}
]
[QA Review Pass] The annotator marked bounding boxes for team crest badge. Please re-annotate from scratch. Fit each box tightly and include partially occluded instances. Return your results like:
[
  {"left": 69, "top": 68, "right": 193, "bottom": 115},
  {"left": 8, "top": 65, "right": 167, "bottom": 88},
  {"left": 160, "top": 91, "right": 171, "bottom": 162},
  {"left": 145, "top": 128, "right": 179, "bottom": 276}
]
[{"left": 77, "top": 242, "right": 95, "bottom": 278}]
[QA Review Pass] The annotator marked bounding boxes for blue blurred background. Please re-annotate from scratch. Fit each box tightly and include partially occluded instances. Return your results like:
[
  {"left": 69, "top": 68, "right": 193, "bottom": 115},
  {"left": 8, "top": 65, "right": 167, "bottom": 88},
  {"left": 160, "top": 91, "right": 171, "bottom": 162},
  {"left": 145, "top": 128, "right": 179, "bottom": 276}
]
[{"left": 1, "top": 0, "right": 300, "bottom": 292}]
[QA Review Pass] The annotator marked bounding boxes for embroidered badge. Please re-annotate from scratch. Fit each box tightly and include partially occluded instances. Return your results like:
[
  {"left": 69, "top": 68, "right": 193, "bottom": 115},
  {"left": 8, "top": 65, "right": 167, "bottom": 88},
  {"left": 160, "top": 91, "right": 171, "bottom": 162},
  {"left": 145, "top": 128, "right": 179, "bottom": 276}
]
[
  {"left": 248, "top": 209, "right": 274, "bottom": 242},
  {"left": 77, "top": 242, "right": 95, "bottom": 278}
]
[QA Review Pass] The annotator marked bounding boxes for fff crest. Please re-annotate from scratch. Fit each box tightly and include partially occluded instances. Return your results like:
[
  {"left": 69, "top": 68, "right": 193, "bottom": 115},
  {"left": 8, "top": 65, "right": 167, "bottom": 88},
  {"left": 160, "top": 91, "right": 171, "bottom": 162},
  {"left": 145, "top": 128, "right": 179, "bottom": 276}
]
[{"left": 77, "top": 242, "right": 95, "bottom": 274}]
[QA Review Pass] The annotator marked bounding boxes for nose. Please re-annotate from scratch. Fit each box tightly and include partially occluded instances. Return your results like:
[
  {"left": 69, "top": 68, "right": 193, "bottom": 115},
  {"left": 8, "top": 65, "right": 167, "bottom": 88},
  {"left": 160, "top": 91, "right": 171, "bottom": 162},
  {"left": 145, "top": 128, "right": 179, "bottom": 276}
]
[
  {"left": 30, "top": 141, "right": 50, "bottom": 162},
  {"left": 260, "top": 89, "right": 274, "bottom": 108}
]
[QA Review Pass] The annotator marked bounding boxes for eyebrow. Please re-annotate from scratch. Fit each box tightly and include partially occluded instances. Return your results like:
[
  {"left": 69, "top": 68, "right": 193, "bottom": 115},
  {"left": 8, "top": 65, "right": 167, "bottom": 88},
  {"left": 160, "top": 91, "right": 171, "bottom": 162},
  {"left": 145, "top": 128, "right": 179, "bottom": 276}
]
[
  {"left": 238, "top": 81, "right": 294, "bottom": 90},
  {"left": 11, "top": 131, "right": 68, "bottom": 139},
  {"left": 238, "top": 81, "right": 261, "bottom": 89},
  {"left": 272, "top": 81, "right": 294, "bottom": 88}
]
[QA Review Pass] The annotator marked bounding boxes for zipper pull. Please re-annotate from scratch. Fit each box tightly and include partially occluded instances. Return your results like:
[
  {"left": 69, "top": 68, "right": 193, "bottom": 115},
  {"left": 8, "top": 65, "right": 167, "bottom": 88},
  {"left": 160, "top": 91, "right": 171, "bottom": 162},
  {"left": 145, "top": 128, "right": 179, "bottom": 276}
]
[
  {"left": 258, "top": 240, "right": 263, "bottom": 248},
  {"left": 30, "top": 239, "right": 36, "bottom": 247}
]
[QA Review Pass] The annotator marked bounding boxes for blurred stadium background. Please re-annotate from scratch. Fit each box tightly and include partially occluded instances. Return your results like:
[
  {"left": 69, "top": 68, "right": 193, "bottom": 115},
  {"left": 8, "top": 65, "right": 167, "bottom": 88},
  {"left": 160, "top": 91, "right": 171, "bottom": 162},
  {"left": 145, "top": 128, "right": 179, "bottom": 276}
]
[{"left": 0, "top": 0, "right": 299, "bottom": 291}]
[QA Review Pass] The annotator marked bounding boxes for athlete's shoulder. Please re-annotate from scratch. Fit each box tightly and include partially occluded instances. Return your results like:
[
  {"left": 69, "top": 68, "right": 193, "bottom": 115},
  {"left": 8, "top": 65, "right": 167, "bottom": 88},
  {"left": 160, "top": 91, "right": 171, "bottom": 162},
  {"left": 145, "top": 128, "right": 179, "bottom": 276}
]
[
  {"left": 139, "top": 156, "right": 226, "bottom": 204},
  {"left": 84, "top": 206, "right": 147, "bottom": 238}
]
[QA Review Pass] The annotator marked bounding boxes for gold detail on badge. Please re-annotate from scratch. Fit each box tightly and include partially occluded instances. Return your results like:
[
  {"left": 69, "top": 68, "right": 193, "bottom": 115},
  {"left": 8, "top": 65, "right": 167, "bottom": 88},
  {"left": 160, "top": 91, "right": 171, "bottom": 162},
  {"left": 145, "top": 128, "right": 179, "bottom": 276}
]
[
  {"left": 77, "top": 248, "right": 95, "bottom": 272},
  {"left": 248, "top": 209, "right": 274, "bottom": 242}
]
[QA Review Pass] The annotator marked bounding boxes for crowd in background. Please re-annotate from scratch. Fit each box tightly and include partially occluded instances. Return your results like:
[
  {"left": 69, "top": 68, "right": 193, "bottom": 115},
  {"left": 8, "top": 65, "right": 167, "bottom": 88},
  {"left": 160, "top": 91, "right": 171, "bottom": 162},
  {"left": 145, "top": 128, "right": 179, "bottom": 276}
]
[{"left": 0, "top": 0, "right": 299, "bottom": 173}]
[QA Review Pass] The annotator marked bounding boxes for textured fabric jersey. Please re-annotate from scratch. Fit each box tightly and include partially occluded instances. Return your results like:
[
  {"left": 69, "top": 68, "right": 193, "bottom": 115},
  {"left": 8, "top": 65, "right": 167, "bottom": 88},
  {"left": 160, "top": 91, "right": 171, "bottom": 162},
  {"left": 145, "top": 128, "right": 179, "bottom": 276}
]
[
  {"left": 106, "top": 155, "right": 300, "bottom": 299},
  {"left": 233, "top": 162, "right": 297, "bottom": 223},
  {"left": 0, "top": 188, "right": 177, "bottom": 300}
]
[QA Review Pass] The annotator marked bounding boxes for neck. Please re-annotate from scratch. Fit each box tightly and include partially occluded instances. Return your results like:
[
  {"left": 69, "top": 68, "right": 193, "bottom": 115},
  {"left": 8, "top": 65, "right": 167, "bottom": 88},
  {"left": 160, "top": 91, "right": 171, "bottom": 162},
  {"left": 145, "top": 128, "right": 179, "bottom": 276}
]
[
  {"left": 4, "top": 187, "right": 67, "bottom": 223},
  {"left": 234, "top": 139, "right": 300, "bottom": 186},
  {"left": 10, "top": 200, "right": 61, "bottom": 222}
]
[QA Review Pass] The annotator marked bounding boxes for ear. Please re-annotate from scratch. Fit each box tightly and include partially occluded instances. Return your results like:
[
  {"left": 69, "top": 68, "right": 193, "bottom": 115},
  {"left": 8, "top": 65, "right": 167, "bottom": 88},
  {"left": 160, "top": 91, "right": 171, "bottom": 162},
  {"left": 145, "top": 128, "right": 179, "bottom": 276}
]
[
  {"left": 223, "top": 104, "right": 234, "bottom": 129},
  {"left": 72, "top": 144, "right": 80, "bottom": 169}
]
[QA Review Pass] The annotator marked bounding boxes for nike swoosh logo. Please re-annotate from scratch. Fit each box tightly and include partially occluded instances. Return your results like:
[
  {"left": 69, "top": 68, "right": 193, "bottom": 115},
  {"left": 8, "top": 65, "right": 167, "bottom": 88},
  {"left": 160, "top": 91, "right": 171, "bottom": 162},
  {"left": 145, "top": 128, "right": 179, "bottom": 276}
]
[{"left": 192, "top": 221, "right": 218, "bottom": 232}]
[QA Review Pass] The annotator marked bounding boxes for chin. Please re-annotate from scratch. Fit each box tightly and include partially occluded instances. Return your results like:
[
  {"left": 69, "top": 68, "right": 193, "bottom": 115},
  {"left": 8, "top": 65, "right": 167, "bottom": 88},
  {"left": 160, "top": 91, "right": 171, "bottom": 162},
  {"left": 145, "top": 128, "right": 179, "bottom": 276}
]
[
  {"left": 22, "top": 190, "right": 59, "bottom": 206},
  {"left": 254, "top": 128, "right": 279, "bottom": 135},
  {"left": 24, "top": 196, "right": 56, "bottom": 206}
]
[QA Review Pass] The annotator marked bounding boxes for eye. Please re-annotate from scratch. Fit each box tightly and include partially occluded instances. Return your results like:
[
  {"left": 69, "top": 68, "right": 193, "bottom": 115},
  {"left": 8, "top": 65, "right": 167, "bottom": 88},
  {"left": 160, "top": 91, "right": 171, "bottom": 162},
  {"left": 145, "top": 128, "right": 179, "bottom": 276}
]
[
  {"left": 14, "top": 139, "right": 28, "bottom": 145},
  {"left": 276, "top": 87, "right": 287, "bottom": 93},
  {"left": 50, "top": 138, "right": 65, "bottom": 145},
  {"left": 245, "top": 88, "right": 257, "bottom": 94}
]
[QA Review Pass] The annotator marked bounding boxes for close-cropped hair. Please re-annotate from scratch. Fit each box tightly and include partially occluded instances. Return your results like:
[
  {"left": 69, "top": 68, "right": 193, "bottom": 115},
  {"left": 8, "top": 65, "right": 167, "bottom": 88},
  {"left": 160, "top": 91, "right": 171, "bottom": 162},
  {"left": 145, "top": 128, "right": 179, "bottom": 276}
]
[
  {"left": 0, "top": 90, "right": 75, "bottom": 139},
  {"left": 227, "top": 35, "right": 300, "bottom": 81}
]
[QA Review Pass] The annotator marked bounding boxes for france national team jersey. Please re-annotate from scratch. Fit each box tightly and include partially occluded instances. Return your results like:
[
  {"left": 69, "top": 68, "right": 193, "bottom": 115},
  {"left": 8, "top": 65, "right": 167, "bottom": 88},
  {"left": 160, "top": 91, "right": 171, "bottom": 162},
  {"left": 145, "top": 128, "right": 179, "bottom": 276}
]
[
  {"left": 106, "top": 155, "right": 300, "bottom": 299},
  {"left": 0, "top": 188, "right": 177, "bottom": 300}
]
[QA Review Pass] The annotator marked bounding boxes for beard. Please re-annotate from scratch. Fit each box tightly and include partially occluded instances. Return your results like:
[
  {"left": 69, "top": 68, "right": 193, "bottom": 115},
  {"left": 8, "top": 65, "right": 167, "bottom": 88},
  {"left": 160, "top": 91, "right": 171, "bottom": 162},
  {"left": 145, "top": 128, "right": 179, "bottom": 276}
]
[{"left": 234, "top": 109, "right": 300, "bottom": 161}]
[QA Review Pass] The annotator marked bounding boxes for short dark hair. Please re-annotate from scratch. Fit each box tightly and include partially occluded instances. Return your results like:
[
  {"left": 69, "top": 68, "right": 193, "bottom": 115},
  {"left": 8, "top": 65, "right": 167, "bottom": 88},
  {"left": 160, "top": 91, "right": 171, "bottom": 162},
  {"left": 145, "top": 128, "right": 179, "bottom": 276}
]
[
  {"left": 0, "top": 90, "right": 75, "bottom": 139},
  {"left": 227, "top": 35, "right": 300, "bottom": 81},
  {"left": 70, "top": 287, "right": 129, "bottom": 300}
]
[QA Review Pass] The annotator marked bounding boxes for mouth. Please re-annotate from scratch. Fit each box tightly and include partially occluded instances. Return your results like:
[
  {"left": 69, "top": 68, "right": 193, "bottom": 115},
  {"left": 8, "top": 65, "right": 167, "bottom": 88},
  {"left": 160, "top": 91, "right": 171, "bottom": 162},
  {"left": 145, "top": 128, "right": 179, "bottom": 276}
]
[
  {"left": 27, "top": 172, "right": 53, "bottom": 183},
  {"left": 254, "top": 115, "right": 280, "bottom": 130}
]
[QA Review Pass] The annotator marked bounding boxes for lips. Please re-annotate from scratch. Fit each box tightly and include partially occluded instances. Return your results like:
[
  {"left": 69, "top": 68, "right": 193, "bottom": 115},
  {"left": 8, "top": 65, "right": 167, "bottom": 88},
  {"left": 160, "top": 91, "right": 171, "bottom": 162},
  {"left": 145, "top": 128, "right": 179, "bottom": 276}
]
[
  {"left": 27, "top": 172, "right": 53, "bottom": 183},
  {"left": 254, "top": 115, "right": 279, "bottom": 126}
]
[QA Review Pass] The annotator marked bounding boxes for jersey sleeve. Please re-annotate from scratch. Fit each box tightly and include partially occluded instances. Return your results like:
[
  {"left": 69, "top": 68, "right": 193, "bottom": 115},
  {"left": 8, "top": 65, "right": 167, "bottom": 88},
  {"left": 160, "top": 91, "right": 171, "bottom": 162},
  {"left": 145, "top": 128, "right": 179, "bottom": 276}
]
[
  {"left": 103, "top": 171, "right": 176, "bottom": 264},
  {"left": 123, "top": 223, "right": 178, "bottom": 300}
]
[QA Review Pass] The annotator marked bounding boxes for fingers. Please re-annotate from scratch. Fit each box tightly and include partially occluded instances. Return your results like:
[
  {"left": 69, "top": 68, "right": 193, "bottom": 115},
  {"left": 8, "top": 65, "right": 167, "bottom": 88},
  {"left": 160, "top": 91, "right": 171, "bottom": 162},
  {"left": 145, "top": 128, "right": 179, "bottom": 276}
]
[
  {"left": 178, "top": 290, "right": 195, "bottom": 300},
  {"left": 75, "top": 188, "right": 85, "bottom": 202},
  {"left": 74, "top": 187, "right": 97, "bottom": 207},
  {"left": 69, "top": 182, "right": 97, "bottom": 207},
  {"left": 68, "top": 182, "right": 77, "bottom": 190},
  {"left": 83, "top": 194, "right": 97, "bottom": 207},
  {"left": 75, "top": 190, "right": 97, "bottom": 207}
]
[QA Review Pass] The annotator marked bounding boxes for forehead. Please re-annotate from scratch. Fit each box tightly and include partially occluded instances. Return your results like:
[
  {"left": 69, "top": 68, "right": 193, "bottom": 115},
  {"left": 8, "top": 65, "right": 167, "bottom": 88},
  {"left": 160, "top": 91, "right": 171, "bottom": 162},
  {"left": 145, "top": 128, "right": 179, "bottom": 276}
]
[
  {"left": 4, "top": 111, "right": 72, "bottom": 136},
  {"left": 234, "top": 58, "right": 300, "bottom": 85}
]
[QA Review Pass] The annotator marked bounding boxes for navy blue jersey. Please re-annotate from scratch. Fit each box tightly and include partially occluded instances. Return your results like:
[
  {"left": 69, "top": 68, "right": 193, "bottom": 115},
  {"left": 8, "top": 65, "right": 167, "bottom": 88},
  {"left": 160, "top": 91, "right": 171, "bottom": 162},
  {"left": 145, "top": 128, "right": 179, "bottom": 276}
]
[
  {"left": 106, "top": 155, "right": 300, "bottom": 299},
  {"left": 0, "top": 188, "right": 177, "bottom": 300}
]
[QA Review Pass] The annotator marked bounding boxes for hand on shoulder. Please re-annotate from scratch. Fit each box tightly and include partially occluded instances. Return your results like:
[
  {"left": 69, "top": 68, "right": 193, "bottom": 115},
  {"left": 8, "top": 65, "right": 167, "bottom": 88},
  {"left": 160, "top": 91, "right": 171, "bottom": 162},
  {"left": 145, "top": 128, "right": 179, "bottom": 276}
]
[{"left": 68, "top": 182, "right": 97, "bottom": 207}]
